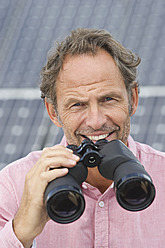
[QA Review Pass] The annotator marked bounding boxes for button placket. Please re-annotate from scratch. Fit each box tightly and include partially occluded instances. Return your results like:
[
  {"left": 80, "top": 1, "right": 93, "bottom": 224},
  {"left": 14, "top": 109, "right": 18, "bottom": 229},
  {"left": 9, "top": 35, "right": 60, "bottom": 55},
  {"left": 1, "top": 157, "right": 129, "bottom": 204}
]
[{"left": 95, "top": 196, "right": 109, "bottom": 248}]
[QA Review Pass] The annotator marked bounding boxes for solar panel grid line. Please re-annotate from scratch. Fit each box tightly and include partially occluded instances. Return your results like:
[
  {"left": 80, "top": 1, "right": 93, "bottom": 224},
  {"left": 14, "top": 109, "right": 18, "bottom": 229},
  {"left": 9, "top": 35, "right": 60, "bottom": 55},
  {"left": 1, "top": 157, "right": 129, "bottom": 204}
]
[
  {"left": 0, "top": 99, "right": 44, "bottom": 166},
  {"left": 31, "top": 109, "right": 51, "bottom": 150},
  {"left": 114, "top": 0, "right": 135, "bottom": 43},
  {"left": 131, "top": 98, "right": 155, "bottom": 142},
  {"left": 0, "top": 86, "right": 165, "bottom": 100},
  {"left": 124, "top": 4, "right": 157, "bottom": 51},
  {"left": 0, "top": 0, "right": 33, "bottom": 84}
]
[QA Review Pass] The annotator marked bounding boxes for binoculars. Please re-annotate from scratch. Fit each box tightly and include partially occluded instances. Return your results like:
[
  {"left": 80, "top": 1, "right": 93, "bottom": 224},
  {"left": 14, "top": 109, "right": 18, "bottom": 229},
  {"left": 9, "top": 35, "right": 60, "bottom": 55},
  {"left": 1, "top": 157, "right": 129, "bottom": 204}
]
[{"left": 44, "top": 138, "right": 156, "bottom": 224}]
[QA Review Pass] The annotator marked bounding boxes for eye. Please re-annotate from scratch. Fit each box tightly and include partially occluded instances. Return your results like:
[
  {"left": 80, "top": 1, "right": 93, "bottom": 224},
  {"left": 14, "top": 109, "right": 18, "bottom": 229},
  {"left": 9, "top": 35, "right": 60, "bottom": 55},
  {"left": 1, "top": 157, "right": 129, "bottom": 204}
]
[
  {"left": 104, "top": 97, "right": 113, "bottom": 102},
  {"left": 71, "top": 102, "right": 86, "bottom": 108},
  {"left": 72, "top": 102, "right": 81, "bottom": 107}
]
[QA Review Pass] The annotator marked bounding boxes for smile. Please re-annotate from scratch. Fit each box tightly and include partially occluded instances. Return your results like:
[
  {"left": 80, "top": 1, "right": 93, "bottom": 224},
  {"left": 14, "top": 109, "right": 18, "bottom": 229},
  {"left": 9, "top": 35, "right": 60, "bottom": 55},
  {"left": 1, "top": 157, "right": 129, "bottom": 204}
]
[{"left": 86, "top": 133, "right": 109, "bottom": 140}]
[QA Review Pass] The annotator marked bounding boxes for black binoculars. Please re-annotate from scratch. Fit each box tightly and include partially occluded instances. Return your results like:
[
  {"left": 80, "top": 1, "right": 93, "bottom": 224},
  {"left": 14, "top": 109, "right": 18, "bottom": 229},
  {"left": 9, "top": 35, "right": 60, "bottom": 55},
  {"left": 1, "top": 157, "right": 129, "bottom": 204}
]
[{"left": 44, "top": 139, "right": 156, "bottom": 224}]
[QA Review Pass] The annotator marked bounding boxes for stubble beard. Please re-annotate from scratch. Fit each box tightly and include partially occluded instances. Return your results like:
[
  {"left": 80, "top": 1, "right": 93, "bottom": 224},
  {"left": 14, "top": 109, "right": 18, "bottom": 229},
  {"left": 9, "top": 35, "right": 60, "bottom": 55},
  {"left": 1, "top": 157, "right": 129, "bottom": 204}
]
[
  {"left": 60, "top": 117, "right": 131, "bottom": 146},
  {"left": 116, "top": 117, "right": 131, "bottom": 145}
]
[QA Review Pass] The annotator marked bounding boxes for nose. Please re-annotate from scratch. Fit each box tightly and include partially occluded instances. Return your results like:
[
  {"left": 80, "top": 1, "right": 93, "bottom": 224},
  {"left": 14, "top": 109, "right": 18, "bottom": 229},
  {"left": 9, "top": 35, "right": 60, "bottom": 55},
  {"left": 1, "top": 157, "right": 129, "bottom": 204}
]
[{"left": 85, "top": 105, "right": 106, "bottom": 130}]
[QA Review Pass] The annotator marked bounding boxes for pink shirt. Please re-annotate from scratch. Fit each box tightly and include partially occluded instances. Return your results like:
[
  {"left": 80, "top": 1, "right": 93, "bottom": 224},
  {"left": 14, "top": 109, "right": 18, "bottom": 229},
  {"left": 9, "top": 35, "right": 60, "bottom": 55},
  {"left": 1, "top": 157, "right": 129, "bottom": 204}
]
[{"left": 0, "top": 136, "right": 165, "bottom": 248}]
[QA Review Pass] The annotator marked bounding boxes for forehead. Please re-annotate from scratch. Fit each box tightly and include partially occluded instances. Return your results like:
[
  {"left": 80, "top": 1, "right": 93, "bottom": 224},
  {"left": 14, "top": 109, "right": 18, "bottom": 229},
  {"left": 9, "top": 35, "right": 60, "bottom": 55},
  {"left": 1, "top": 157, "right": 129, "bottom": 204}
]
[{"left": 56, "top": 49, "right": 124, "bottom": 90}]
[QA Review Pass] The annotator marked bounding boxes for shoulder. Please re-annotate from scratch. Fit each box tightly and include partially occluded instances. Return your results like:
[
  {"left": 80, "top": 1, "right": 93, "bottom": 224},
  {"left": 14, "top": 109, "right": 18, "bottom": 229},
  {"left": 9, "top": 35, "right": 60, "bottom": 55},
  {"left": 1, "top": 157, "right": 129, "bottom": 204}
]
[
  {"left": 128, "top": 135, "right": 165, "bottom": 173},
  {"left": 128, "top": 135, "right": 165, "bottom": 161},
  {"left": 128, "top": 136, "right": 165, "bottom": 182},
  {"left": 135, "top": 141, "right": 165, "bottom": 161},
  {"left": 0, "top": 150, "right": 42, "bottom": 203},
  {"left": 128, "top": 136, "right": 165, "bottom": 192},
  {"left": 0, "top": 137, "right": 65, "bottom": 180},
  {"left": 1, "top": 137, "right": 66, "bottom": 176}
]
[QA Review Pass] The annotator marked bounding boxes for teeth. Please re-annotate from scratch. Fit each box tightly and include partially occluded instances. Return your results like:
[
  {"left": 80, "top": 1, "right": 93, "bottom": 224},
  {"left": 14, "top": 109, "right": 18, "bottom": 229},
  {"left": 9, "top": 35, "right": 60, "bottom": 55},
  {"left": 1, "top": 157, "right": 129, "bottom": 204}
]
[{"left": 87, "top": 133, "right": 109, "bottom": 141}]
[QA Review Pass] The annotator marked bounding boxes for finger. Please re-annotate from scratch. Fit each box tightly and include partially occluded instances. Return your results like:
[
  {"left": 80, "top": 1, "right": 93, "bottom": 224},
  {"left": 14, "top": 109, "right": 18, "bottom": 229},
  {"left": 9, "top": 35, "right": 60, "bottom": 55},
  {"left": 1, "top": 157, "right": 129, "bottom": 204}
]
[
  {"left": 40, "top": 168, "right": 69, "bottom": 183},
  {"left": 31, "top": 157, "right": 78, "bottom": 179},
  {"left": 42, "top": 145, "right": 74, "bottom": 156},
  {"left": 32, "top": 148, "right": 79, "bottom": 172},
  {"left": 43, "top": 156, "right": 78, "bottom": 170},
  {"left": 41, "top": 146, "right": 79, "bottom": 160}
]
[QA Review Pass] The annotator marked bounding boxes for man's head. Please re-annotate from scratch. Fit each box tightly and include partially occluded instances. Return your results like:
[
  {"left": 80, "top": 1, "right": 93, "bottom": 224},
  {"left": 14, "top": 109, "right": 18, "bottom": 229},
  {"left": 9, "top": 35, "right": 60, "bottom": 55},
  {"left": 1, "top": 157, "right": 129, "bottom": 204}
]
[
  {"left": 40, "top": 28, "right": 140, "bottom": 110},
  {"left": 40, "top": 28, "right": 140, "bottom": 146}
]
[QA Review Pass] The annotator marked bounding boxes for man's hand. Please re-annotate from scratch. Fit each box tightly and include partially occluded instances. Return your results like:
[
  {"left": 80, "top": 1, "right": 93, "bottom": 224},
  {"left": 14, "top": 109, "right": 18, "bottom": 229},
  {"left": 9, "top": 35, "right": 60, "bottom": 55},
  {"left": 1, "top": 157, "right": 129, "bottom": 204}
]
[{"left": 13, "top": 145, "right": 79, "bottom": 248}]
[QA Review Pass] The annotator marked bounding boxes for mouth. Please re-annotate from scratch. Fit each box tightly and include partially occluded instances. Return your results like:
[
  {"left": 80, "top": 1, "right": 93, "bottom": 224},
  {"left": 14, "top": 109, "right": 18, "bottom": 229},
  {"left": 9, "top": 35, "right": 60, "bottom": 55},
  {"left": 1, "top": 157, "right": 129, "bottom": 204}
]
[{"left": 81, "top": 131, "right": 115, "bottom": 142}]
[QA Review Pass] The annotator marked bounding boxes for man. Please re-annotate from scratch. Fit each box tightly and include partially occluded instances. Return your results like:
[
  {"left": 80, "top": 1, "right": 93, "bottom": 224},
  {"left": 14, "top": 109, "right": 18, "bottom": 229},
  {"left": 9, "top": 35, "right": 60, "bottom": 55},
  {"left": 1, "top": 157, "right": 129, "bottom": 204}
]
[{"left": 0, "top": 28, "right": 165, "bottom": 248}]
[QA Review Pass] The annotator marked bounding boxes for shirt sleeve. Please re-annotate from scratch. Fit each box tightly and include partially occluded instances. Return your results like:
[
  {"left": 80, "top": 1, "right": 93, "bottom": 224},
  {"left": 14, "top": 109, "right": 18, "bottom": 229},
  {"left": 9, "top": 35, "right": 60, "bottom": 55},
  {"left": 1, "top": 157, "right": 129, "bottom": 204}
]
[
  {"left": 0, "top": 220, "right": 36, "bottom": 247},
  {"left": 0, "top": 219, "right": 24, "bottom": 248},
  {"left": 0, "top": 168, "right": 25, "bottom": 247},
  {"left": 0, "top": 154, "right": 39, "bottom": 247}
]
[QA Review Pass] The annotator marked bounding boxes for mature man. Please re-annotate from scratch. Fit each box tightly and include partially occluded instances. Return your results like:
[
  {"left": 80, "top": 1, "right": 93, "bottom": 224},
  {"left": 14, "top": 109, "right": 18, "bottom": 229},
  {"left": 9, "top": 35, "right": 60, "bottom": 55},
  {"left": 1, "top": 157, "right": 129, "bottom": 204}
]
[{"left": 0, "top": 28, "right": 165, "bottom": 248}]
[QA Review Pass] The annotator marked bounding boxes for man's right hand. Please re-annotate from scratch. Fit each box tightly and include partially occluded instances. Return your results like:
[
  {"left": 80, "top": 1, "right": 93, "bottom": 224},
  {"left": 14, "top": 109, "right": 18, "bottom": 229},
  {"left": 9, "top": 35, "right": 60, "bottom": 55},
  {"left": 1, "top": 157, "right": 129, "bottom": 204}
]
[{"left": 12, "top": 145, "right": 80, "bottom": 248}]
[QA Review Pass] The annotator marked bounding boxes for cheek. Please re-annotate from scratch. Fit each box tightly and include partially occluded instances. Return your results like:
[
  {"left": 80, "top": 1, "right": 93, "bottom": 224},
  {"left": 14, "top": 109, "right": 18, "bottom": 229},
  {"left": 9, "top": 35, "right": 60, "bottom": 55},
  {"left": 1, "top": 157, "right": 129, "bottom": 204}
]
[
  {"left": 107, "top": 105, "right": 130, "bottom": 123},
  {"left": 59, "top": 110, "right": 84, "bottom": 131}
]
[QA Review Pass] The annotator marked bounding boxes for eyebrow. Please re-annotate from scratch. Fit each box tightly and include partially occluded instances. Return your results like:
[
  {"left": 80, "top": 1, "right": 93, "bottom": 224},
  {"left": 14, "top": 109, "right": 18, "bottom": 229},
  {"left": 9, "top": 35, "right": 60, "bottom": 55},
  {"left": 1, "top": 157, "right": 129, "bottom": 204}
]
[
  {"left": 98, "top": 91, "right": 122, "bottom": 99},
  {"left": 63, "top": 97, "right": 88, "bottom": 108},
  {"left": 97, "top": 91, "right": 124, "bottom": 100},
  {"left": 63, "top": 91, "right": 123, "bottom": 107}
]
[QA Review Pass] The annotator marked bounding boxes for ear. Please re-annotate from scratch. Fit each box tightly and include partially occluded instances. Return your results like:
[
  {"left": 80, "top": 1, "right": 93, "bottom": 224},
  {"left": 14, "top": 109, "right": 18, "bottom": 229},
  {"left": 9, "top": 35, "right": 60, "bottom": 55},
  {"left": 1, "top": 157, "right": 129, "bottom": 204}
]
[
  {"left": 130, "top": 86, "right": 139, "bottom": 116},
  {"left": 45, "top": 99, "right": 62, "bottom": 128}
]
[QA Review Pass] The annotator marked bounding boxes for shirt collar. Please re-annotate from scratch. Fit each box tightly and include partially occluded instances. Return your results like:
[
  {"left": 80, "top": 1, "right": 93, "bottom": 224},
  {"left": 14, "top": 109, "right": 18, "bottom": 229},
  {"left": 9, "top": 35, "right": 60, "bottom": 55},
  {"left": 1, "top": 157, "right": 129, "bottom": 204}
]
[
  {"left": 127, "top": 135, "right": 137, "bottom": 157},
  {"left": 60, "top": 135, "right": 68, "bottom": 146}
]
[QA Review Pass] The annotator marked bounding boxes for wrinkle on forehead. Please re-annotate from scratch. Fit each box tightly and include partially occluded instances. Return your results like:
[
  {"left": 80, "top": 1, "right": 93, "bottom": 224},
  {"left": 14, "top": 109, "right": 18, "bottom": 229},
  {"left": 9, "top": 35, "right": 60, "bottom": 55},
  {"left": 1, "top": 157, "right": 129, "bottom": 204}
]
[{"left": 57, "top": 49, "right": 122, "bottom": 85}]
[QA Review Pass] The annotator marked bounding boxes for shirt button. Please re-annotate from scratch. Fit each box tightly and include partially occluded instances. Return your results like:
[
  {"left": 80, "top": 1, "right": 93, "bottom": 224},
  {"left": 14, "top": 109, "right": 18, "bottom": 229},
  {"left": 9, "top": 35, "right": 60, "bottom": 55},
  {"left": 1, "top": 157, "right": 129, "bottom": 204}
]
[
  {"left": 99, "top": 201, "right": 104, "bottom": 208},
  {"left": 82, "top": 184, "right": 87, "bottom": 189}
]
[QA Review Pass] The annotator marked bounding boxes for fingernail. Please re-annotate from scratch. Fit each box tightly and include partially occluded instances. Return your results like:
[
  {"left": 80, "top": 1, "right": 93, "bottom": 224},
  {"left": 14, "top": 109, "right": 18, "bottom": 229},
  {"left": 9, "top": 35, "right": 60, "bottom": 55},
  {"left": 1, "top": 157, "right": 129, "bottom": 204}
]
[
  {"left": 66, "top": 148, "right": 73, "bottom": 152},
  {"left": 68, "top": 159, "right": 77, "bottom": 165},
  {"left": 61, "top": 168, "right": 68, "bottom": 173},
  {"left": 72, "top": 154, "right": 80, "bottom": 160}
]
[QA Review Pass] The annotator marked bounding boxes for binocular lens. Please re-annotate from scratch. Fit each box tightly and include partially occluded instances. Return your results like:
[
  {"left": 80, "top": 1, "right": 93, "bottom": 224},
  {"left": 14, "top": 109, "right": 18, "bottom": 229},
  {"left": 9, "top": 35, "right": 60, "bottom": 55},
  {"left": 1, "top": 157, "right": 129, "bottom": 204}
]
[
  {"left": 50, "top": 191, "right": 82, "bottom": 218},
  {"left": 45, "top": 174, "right": 86, "bottom": 224},
  {"left": 46, "top": 188, "right": 85, "bottom": 224},
  {"left": 116, "top": 177, "right": 155, "bottom": 211}
]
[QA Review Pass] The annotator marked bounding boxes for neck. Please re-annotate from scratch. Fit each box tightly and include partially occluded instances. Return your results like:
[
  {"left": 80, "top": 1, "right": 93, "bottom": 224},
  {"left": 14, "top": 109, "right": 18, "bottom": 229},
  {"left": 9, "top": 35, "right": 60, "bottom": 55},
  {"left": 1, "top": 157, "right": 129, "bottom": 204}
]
[{"left": 85, "top": 167, "right": 113, "bottom": 194}]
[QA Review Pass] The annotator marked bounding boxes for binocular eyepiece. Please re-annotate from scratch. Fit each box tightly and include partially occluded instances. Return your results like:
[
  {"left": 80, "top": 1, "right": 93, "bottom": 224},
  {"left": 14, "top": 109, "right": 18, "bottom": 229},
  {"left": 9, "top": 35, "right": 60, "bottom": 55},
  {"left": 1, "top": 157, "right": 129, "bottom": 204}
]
[{"left": 44, "top": 139, "right": 156, "bottom": 224}]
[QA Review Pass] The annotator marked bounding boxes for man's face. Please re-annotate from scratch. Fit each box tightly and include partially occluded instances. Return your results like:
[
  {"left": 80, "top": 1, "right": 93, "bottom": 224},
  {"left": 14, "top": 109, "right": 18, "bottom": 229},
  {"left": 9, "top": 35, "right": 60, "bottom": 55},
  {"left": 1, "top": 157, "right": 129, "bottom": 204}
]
[{"left": 51, "top": 49, "right": 137, "bottom": 146}]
